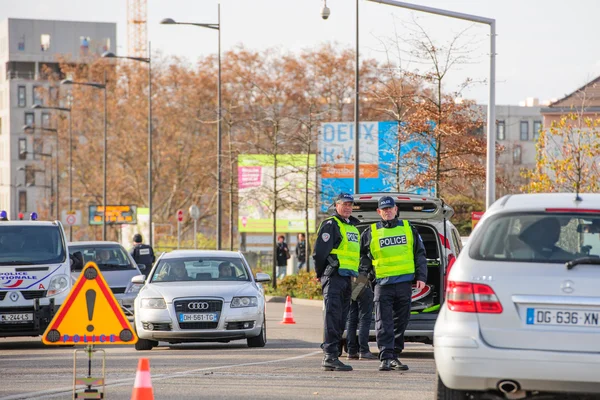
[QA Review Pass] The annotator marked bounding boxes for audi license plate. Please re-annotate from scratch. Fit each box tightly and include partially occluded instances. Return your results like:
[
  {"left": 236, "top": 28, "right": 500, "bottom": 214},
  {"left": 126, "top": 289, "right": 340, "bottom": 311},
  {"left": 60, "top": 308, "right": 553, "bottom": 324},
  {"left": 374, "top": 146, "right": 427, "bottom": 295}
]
[
  {"left": 526, "top": 308, "right": 600, "bottom": 327},
  {"left": 0, "top": 313, "right": 33, "bottom": 323},
  {"left": 179, "top": 313, "right": 218, "bottom": 322}
]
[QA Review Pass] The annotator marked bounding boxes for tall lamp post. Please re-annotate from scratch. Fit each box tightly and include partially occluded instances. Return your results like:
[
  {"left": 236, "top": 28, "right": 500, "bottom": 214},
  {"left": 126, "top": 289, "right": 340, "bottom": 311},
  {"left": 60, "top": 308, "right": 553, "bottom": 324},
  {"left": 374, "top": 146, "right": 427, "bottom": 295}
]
[
  {"left": 161, "top": 5, "right": 223, "bottom": 250},
  {"left": 61, "top": 73, "right": 108, "bottom": 240},
  {"left": 23, "top": 124, "right": 58, "bottom": 218},
  {"left": 102, "top": 44, "right": 153, "bottom": 247},
  {"left": 32, "top": 104, "right": 72, "bottom": 238}
]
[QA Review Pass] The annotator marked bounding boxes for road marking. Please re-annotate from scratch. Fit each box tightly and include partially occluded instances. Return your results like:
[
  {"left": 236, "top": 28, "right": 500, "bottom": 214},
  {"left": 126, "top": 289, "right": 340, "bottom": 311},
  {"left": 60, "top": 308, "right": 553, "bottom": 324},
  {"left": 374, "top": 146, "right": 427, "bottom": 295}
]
[{"left": 0, "top": 350, "right": 322, "bottom": 400}]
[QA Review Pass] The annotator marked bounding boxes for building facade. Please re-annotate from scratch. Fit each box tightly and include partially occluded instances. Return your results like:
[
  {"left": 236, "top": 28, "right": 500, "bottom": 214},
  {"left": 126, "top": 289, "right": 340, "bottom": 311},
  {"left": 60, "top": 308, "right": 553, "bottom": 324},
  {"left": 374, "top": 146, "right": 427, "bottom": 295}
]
[{"left": 0, "top": 18, "right": 116, "bottom": 220}]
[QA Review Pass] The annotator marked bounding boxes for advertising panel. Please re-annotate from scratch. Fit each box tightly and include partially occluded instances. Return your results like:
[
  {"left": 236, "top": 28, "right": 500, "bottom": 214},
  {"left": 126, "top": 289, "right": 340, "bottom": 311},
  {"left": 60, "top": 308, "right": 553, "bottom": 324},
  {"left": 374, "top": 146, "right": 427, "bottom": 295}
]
[
  {"left": 238, "top": 154, "right": 316, "bottom": 233},
  {"left": 89, "top": 205, "right": 137, "bottom": 225},
  {"left": 319, "top": 121, "right": 434, "bottom": 212}
]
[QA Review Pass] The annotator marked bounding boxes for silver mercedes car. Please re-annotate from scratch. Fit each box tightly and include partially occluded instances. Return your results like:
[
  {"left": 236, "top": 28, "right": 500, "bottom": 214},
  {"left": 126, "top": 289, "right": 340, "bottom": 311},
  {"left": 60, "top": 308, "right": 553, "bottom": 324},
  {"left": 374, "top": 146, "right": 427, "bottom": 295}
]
[{"left": 132, "top": 250, "right": 271, "bottom": 351}]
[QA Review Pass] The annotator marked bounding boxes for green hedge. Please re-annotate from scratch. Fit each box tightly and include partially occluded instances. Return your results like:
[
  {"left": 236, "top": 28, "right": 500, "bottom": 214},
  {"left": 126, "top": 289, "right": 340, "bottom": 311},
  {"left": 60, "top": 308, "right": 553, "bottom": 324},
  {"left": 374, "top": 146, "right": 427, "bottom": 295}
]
[{"left": 264, "top": 270, "right": 323, "bottom": 300}]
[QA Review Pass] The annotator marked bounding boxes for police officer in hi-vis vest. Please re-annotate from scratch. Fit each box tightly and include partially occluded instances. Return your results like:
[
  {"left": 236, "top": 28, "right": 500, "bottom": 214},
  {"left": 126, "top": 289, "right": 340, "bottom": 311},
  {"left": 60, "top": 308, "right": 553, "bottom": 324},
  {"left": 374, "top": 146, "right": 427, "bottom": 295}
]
[
  {"left": 313, "top": 193, "right": 361, "bottom": 371},
  {"left": 359, "top": 196, "right": 427, "bottom": 371}
]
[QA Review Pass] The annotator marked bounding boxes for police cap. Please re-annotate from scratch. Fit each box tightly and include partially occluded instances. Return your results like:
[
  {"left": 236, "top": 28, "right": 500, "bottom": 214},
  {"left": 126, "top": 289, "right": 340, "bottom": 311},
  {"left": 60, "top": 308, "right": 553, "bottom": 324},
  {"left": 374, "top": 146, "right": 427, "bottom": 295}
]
[{"left": 378, "top": 196, "right": 396, "bottom": 209}]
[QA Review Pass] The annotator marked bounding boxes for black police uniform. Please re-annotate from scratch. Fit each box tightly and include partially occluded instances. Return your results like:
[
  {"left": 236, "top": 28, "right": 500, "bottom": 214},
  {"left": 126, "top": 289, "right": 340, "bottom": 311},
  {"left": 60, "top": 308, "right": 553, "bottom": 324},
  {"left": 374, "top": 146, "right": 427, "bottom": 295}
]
[
  {"left": 359, "top": 217, "right": 427, "bottom": 370},
  {"left": 131, "top": 243, "right": 156, "bottom": 277},
  {"left": 313, "top": 211, "right": 360, "bottom": 370}
]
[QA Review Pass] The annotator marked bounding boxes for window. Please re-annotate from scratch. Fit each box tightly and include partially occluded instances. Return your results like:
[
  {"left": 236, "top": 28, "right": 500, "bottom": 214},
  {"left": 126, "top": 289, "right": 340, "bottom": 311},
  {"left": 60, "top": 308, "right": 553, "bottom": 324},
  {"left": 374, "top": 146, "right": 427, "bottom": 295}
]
[
  {"left": 520, "top": 121, "right": 529, "bottom": 141},
  {"left": 151, "top": 257, "right": 251, "bottom": 283},
  {"left": 496, "top": 120, "right": 506, "bottom": 141},
  {"left": 33, "top": 86, "right": 43, "bottom": 106},
  {"left": 48, "top": 87, "right": 58, "bottom": 106},
  {"left": 25, "top": 112, "right": 34, "bottom": 128},
  {"left": 18, "top": 191, "right": 27, "bottom": 213},
  {"left": 513, "top": 145, "right": 522, "bottom": 165},
  {"left": 533, "top": 121, "right": 542, "bottom": 140},
  {"left": 18, "top": 86, "right": 26, "bottom": 107},
  {"left": 18, "top": 138, "right": 27, "bottom": 160},
  {"left": 68, "top": 245, "right": 136, "bottom": 272},
  {"left": 40, "top": 34, "right": 50, "bottom": 52},
  {"left": 24, "top": 166, "right": 35, "bottom": 186},
  {"left": 33, "top": 138, "right": 43, "bottom": 160},
  {"left": 41, "top": 112, "right": 50, "bottom": 128}
]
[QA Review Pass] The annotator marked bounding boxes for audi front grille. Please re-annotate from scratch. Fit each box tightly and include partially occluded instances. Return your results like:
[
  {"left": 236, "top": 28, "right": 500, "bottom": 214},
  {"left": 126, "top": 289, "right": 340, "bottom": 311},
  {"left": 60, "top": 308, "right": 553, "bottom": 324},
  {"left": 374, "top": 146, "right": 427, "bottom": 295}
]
[{"left": 174, "top": 299, "right": 223, "bottom": 330}]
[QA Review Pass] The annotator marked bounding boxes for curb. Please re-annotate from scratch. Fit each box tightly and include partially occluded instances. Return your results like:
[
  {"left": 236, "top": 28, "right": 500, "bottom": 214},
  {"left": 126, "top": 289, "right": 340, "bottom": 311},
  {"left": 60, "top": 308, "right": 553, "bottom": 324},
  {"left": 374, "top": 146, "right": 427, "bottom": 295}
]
[{"left": 265, "top": 296, "right": 323, "bottom": 308}]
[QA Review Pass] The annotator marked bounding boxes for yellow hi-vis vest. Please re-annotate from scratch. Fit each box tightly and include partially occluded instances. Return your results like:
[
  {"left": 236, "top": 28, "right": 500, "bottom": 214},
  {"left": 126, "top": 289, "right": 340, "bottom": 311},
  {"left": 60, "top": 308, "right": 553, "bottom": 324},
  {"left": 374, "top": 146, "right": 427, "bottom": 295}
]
[
  {"left": 327, "top": 216, "right": 360, "bottom": 275},
  {"left": 369, "top": 220, "right": 415, "bottom": 279}
]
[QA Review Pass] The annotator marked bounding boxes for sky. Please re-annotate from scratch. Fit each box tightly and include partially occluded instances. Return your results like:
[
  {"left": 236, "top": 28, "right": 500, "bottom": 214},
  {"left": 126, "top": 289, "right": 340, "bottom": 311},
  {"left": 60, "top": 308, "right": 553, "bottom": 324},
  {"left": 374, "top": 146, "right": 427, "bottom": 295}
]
[{"left": 1, "top": 0, "right": 600, "bottom": 105}]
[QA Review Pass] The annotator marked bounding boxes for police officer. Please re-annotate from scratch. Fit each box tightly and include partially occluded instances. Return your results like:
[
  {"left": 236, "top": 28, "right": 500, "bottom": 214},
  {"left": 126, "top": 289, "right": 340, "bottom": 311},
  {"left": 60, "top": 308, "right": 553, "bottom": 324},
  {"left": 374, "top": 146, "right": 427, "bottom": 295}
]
[
  {"left": 359, "top": 196, "right": 427, "bottom": 371},
  {"left": 313, "top": 193, "right": 361, "bottom": 372},
  {"left": 130, "top": 233, "right": 155, "bottom": 277}
]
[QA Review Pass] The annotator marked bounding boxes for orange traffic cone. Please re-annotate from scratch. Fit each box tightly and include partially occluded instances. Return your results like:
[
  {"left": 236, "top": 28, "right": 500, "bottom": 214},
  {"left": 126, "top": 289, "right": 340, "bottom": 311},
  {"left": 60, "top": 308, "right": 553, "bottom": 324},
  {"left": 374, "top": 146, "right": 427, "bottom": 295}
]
[
  {"left": 280, "top": 295, "right": 296, "bottom": 324},
  {"left": 131, "top": 358, "right": 154, "bottom": 400}
]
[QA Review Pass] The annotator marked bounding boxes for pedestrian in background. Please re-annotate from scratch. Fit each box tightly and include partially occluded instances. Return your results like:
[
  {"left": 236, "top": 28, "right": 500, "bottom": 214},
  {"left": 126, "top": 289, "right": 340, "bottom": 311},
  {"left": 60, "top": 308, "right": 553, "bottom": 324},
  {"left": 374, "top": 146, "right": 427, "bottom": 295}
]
[
  {"left": 296, "top": 233, "right": 307, "bottom": 271},
  {"left": 313, "top": 193, "right": 360, "bottom": 372},
  {"left": 130, "top": 233, "right": 155, "bottom": 277},
  {"left": 276, "top": 235, "right": 290, "bottom": 279},
  {"left": 359, "top": 196, "right": 427, "bottom": 371}
]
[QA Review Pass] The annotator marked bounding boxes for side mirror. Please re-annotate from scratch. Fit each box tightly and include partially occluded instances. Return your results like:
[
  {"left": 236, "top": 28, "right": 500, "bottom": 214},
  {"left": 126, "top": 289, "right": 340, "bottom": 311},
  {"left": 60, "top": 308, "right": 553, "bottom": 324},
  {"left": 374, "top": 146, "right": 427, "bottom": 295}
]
[
  {"left": 70, "top": 251, "right": 83, "bottom": 271},
  {"left": 255, "top": 273, "right": 271, "bottom": 283},
  {"left": 137, "top": 263, "right": 147, "bottom": 271},
  {"left": 131, "top": 274, "right": 146, "bottom": 284}
]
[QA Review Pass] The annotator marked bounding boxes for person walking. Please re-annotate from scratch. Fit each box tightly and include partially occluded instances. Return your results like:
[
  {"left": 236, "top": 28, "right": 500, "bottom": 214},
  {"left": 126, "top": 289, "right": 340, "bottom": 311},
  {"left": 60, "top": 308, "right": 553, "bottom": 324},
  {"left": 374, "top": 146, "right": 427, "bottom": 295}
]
[
  {"left": 313, "top": 193, "right": 360, "bottom": 372},
  {"left": 295, "top": 233, "right": 307, "bottom": 271},
  {"left": 130, "top": 233, "right": 155, "bottom": 277},
  {"left": 359, "top": 196, "right": 427, "bottom": 371},
  {"left": 276, "top": 235, "right": 290, "bottom": 279}
]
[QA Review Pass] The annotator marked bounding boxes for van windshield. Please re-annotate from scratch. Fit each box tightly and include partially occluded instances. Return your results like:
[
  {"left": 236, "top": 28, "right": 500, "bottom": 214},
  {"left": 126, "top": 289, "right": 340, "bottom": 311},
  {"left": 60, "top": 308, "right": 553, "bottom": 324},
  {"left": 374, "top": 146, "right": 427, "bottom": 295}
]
[
  {"left": 69, "top": 245, "right": 136, "bottom": 272},
  {"left": 0, "top": 226, "right": 65, "bottom": 265},
  {"left": 469, "top": 212, "right": 600, "bottom": 263}
]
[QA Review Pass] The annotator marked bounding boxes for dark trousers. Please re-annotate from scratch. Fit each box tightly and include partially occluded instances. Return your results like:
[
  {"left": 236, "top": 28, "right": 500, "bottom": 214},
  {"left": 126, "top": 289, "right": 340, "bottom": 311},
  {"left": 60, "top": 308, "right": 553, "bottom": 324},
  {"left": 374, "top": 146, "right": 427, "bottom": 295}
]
[
  {"left": 321, "top": 273, "right": 351, "bottom": 357},
  {"left": 346, "top": 285, "right": 374, "bottom": 355},
  {"left": 374, "top": 281, "right": 412, "bottom": 360}
]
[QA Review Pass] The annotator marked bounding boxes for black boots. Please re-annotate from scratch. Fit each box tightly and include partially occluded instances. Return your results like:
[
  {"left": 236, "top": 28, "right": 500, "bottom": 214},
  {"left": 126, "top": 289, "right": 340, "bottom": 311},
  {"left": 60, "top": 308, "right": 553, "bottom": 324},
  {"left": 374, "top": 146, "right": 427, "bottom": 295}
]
[
  {"left": 379, "top": 358, "right": 409, "bottom": 371},
  {"left": 322, "top": 356, "right": 353, "bottom": 371}
]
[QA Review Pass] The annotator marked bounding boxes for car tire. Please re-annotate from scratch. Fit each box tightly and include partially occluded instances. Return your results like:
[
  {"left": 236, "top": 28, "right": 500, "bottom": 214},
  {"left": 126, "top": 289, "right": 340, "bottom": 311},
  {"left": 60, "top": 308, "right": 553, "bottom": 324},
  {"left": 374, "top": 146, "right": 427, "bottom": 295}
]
[
  {"left": 436, "top": 372, "right": 470, "bottom": 400},
  {"left": 247, "top": 319, "right": 267, "bottom": 348},
  {"left": 135, "top": 338, "right": 156, "bottom": 351}
]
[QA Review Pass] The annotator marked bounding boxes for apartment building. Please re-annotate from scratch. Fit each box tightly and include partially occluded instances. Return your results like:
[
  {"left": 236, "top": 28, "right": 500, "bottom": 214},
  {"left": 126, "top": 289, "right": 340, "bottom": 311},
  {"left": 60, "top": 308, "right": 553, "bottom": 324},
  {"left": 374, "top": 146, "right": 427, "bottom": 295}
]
[{"left": 0, "top": 18, "right": 116, "bottom": 219}]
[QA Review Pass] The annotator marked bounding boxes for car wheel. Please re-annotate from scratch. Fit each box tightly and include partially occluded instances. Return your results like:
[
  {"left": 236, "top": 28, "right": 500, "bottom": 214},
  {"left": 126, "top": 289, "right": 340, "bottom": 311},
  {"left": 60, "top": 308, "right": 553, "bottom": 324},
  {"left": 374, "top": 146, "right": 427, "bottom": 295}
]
[
  {"left": 135, "top": 338, "right": 156, "bottom": 351},
  {"left": 247, "top": 319, "right": 267, "bottom": 348},
  {"left": 436, "top": 372, "right": 471, "bottom": 400}
]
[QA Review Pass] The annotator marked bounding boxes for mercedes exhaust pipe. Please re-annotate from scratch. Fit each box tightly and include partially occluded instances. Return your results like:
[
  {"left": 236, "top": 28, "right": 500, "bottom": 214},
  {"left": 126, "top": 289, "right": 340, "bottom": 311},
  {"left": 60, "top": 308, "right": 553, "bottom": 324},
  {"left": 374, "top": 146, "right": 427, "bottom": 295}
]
[{"left": 497, "top": 380, "right": 519, "bottom": 394}]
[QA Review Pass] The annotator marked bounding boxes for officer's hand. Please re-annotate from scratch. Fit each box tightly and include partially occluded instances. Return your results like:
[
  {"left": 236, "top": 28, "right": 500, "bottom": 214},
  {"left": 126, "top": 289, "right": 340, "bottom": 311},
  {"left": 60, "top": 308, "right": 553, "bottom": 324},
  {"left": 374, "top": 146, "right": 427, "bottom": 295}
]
[{"left": 415, "top": 280, "right": 426, "bottom": 289}]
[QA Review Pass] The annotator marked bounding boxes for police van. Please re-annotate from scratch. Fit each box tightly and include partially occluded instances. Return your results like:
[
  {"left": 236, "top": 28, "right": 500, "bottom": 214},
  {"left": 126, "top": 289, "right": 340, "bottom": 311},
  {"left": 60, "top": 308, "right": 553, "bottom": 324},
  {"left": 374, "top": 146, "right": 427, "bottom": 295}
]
[
  {"left": 0, "top": 214, "right": 78, "bottom": 338},
  {"left": 345, "top": 193, "right": 463, "bottom": 346}
]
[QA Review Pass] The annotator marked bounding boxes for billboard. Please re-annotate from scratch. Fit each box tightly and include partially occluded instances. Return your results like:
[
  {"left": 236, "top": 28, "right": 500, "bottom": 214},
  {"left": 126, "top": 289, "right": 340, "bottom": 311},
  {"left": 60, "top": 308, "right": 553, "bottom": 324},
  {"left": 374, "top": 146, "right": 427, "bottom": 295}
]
[
  {"left": 318, "top": 121, "right": 434, "bottom": 212},
  {"left": 238, "top": 154, "right": 317, "bottom": 233}
]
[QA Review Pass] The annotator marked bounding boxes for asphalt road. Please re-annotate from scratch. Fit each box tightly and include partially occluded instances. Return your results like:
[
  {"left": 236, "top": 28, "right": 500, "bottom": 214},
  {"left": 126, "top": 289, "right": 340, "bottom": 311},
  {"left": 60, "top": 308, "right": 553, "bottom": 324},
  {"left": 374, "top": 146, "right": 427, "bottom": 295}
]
[{"left": 0, "top": 301, "right": 436, "bottom": 400}]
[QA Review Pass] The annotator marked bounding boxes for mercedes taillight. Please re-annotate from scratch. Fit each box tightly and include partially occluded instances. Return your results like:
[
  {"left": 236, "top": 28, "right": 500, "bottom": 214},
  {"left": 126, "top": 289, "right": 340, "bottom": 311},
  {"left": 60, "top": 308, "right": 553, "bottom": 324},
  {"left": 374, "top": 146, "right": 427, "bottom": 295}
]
[{"left": 446, "top": 281, "right": 503, "bottom": 314}]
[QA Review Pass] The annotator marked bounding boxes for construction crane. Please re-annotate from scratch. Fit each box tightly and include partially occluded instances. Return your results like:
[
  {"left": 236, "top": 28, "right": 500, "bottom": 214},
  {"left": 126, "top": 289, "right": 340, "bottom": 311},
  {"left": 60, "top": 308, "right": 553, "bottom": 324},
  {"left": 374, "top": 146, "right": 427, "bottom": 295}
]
[{"left": 127, "top": 0, "right": 147, "bottom": 58}]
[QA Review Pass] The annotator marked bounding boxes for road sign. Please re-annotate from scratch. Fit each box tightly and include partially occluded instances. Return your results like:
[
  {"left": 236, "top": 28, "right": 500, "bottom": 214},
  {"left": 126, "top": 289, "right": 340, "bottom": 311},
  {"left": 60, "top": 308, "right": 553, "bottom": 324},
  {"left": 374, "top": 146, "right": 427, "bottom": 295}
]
[
  {"left": 177, "top": 209, "right": 184, "bottom": 222},
  {"left": 61, "top": 210, "right": 81, "bottom": 226},
  {"left": 41, "top": 262, "right": 138, "bottom": 345},
  {"left": 189, "top": 205, "right": 200, "bottom": 220}
]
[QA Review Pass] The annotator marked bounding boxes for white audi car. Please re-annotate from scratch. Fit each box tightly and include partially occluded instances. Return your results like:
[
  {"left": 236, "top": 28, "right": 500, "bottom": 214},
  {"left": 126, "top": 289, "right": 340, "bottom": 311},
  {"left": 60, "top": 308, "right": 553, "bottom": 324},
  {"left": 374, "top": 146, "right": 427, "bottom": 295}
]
[
  {"left": 435, "top": 193, "right": 600, "bottom": 399},
  {"left": 132, "top": 250, "right": 270, "bottom": 351}
]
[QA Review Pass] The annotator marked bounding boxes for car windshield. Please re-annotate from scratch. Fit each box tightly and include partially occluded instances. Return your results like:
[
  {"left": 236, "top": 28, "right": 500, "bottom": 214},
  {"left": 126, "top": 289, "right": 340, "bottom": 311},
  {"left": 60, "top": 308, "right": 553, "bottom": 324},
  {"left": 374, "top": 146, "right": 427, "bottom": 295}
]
[
  {"left": 469, "top": 212, "right": 600, "bottom": 263},
  {"left": 69, "top": 245, "right": 135, "bottom": 272},
  {"left": 150, "top": 257, "right": 250, "bottom": 283},
  {"left": 0, "top": 225, "right": 65, "bottom": 265}
]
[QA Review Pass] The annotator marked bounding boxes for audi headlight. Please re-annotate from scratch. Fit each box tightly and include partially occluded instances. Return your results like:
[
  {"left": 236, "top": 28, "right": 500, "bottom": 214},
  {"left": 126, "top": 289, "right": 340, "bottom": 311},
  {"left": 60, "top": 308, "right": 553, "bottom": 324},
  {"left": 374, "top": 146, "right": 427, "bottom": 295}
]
[
  {"left": 231, "top": 296, "right": 258, "bottom": 308},
  {"left": 140, "top": 298, "right": 166, "bottom": 309},
  {"left": 125, "top": 283, "right": 143, "bottom": 295},
  {"left": 47, "top": 274, "right": 69, "bottom": 296}
]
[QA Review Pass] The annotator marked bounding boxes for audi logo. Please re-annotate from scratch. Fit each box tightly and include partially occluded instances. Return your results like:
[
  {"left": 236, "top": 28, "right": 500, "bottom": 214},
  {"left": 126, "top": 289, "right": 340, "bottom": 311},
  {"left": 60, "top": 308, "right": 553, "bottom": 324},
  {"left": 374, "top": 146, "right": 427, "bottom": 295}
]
[{"left": 188, "top": 302, "right": 209, "bottom": 310}]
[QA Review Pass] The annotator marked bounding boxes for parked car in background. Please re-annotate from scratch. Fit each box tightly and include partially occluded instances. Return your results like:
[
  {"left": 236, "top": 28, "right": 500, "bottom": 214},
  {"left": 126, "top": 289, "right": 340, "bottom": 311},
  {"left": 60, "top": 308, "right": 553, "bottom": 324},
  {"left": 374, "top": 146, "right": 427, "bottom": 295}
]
[
  {"left": 435, "top": 193, "right": 600, "bottom": 399},
  {"left": 68, "top": 241, "right": 143, "bottom": 317}
]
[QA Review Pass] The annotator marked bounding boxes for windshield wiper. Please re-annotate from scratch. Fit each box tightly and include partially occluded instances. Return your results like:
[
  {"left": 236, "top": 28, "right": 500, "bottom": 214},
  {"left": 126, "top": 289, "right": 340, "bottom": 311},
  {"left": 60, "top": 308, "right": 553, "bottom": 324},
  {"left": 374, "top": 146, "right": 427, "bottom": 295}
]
[
  {"left": 566, "top": 257, "right": 600, "bottom": 270},
  {"left": 0, "top": 261, "right": 33, "bottom": 266}
]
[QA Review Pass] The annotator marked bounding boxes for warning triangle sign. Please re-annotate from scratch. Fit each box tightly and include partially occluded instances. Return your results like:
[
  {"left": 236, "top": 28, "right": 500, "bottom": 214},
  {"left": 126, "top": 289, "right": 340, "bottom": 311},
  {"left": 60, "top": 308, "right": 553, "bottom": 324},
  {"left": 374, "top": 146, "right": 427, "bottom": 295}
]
[{"left": 42, "top": 262, "right": 138, "bottom": 345}]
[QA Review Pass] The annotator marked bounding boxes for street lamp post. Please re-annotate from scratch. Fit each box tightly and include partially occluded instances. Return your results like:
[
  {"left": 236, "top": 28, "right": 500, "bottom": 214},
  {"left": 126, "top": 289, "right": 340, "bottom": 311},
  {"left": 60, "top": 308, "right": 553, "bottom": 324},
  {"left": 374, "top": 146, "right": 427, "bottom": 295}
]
[
  {"left": 161, "top": 6, "right": 223, "bottom": 250},
  {"left": 365, "top": 0, "right": 497, "bottom": 208},
  {"left": 32, "top": 104, "right": 72, "bottom": 238},
  {"left": 102, "top": 44, "right": 153, "bottom": 247},
  {"left": 61, "top": 75, "right": 108, "bottom": 240},
  {"left": 23, "top": 124, "right": 59, "bottom": 218}
]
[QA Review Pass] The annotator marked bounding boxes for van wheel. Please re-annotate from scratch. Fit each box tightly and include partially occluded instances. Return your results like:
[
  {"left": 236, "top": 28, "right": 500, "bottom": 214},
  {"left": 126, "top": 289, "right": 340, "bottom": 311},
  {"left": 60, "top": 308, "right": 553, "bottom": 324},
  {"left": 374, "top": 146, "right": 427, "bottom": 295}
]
[
  {"left": 247, "top": 319, "right": 267, "bottom": 348},
  {"left": 135, "top": 338, "right": 156, "bottom": 351},
  {"left": 436, "top": 372, "right": 471, "bottom": 400}
]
